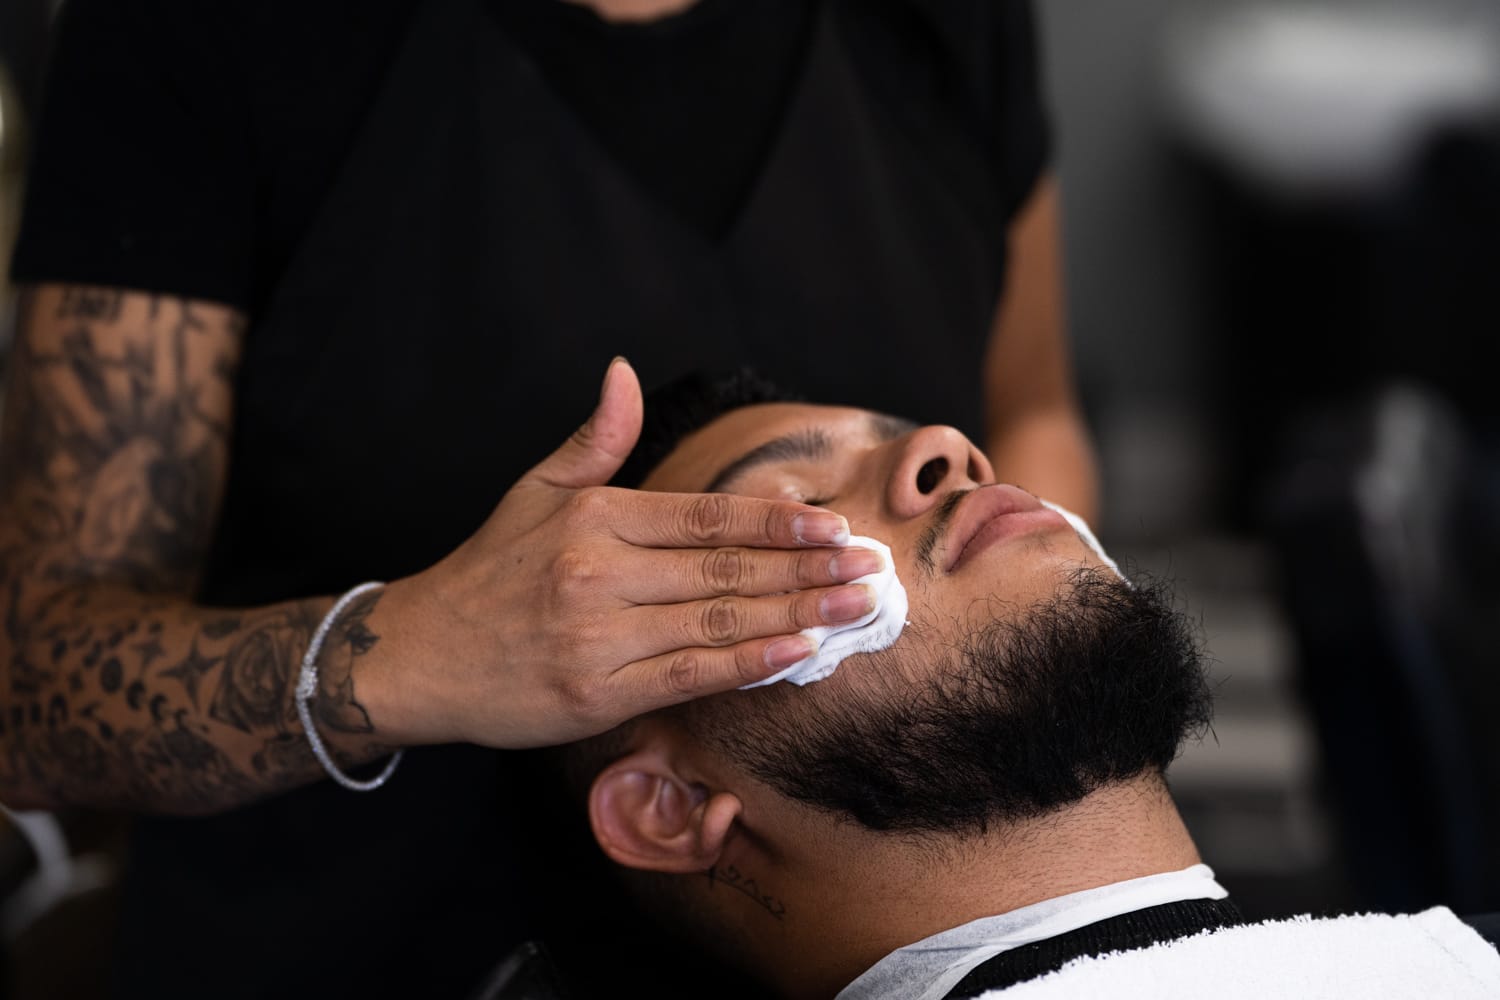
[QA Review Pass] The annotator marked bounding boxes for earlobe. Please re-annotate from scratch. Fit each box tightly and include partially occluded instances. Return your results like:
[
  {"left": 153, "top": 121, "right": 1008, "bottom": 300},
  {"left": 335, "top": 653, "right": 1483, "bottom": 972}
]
[{"left": 589, "top": 746, "right": 742, "bottom": 874}]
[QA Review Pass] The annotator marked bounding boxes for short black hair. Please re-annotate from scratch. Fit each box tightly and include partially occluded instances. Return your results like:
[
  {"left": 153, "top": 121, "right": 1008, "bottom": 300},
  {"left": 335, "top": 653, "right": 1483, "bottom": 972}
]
[{"left": 612, "top": 369, "right": 799, "bottom": 489}]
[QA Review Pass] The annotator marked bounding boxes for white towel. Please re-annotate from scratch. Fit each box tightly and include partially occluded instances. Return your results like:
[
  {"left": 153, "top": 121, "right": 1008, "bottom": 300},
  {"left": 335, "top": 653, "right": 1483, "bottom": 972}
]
[
  {"left": 980, "top": 907, "right": 1500, "bottom": 999},
  {"left": 839, "top": 865, "right": 1228, "bottom": 1000},
  {"left": 740, "top": 535, "right": 908, "bottom": 689}
]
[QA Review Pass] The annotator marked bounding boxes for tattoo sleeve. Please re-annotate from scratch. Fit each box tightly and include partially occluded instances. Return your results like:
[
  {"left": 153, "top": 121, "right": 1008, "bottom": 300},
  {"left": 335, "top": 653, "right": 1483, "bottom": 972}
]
[{"left": 0, "top": 286, "right": 391, "bottom": 814}]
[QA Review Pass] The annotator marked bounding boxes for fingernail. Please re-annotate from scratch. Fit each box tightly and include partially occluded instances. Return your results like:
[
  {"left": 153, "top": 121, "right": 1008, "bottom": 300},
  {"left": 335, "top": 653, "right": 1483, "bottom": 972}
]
[
  {"left": 821, "top": 585, "right": 875, "bottom": 624},
  {"left": 765, "top": 636, "right": 815, "bottom": 670},
  {"left": 600, "top": 356, "right": 633, "bottom": 398},
  {"left": 794, "top": 512, "right": 850, "bottom": 546},
  {"left": 830, "top": 548, "right": 883, "bottom": 582}
]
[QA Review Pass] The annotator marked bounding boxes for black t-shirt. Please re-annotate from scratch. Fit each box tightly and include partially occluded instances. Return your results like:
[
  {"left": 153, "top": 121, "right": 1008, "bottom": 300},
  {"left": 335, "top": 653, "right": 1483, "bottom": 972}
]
[
  {"left": 13, "top": 0, "right": 1048, "bottom": 319},
  {"left": 11, "top": 2, "right": 1052, "bottom": 997},
  {"left": 15, "top": 0, "right": 410, "bottom": 314}
]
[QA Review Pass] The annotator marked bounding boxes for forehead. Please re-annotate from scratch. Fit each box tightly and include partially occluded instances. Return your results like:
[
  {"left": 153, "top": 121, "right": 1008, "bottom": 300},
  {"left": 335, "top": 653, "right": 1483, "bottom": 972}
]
[{"left": 641, "top": 402, "right": 873, "bottom": 493}]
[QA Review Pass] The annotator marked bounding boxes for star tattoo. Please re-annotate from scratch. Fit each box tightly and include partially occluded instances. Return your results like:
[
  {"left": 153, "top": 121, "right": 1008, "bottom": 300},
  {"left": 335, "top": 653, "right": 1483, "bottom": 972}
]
[{"left": 159, "top": 639, "right": 223, "bottom": 710}]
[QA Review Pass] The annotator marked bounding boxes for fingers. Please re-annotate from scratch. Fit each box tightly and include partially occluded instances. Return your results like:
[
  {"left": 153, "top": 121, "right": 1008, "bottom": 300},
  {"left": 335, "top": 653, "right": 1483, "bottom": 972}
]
[
  {"left": 529, "top": 358, "right": 644, "bottom": 490},
  {"left": 610, "top": 632, "right": 820, "bottom": 711},
  {"left": 619, "top": 584, "right": 875, "bottom": 665},
  {"left": 608, "top": 491, "right": 851, "bottom": 549},
  {"left": 626, "top": 545, "right": 886, "bottom": 604}
]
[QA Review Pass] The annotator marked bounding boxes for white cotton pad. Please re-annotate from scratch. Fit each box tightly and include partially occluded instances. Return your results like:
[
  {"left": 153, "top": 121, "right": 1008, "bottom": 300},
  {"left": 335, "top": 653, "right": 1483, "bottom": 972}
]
[
  {"left": 1040, "top": 499, "right": 1127, "bottom": 584},
  {"left": 740, "top": 535, "right": 908, "bottom": 689}
]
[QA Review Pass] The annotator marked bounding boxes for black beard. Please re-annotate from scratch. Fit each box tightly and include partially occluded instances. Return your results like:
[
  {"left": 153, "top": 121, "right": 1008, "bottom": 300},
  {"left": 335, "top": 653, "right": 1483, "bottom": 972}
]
[{"left": 696, "top": 567, "right": 1214, "bottom": 834}]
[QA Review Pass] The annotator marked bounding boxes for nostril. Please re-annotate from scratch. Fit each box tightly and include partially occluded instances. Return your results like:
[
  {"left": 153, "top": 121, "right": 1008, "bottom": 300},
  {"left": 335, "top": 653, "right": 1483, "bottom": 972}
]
[
  {"left": 915, "top": 457, "right": 949, "bottom": 494},
  {"left": 966, "top": 455, "right": 982, "bottom": 482}
]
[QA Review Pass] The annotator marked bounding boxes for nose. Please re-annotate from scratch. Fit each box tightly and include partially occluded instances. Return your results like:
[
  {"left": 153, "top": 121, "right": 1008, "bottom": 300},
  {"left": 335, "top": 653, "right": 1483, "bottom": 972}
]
[{"left": 885, "top": 425, "right": 993, "bottom": 518}]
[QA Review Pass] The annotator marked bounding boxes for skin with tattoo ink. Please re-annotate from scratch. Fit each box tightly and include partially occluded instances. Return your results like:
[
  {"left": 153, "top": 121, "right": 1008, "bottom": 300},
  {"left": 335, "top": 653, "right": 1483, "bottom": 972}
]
[
  {"left": 708, "top": 865, "right": 787, "bottom": 922},
  {"left": 0, "top": 287, "right": 881, "bottom": 814},
  {"left": 0, "top": 288, "right": 386, "bottom": 811}
]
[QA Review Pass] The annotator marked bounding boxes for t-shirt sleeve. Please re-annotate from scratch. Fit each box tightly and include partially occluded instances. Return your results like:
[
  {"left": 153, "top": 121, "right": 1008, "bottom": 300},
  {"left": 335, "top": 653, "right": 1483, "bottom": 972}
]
[
  {"left": 982, "top": 0, "right": 1053, "bottom": 220},
  {"left": 899, "top": 0, "right": 1054, "bottom": 223},
  {"left": 10, "top": 0, "right": 254, "bottom": 309}
]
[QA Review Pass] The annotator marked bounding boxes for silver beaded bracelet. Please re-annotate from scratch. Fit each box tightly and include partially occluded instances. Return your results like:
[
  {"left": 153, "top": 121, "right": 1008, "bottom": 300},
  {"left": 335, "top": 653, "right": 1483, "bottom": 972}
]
[{"left": 295, "top": 580, "right": 404, "bottom": 792}]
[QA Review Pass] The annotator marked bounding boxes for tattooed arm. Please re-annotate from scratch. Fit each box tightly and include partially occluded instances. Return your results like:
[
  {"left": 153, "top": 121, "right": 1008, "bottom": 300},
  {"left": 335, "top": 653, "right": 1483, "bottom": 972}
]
[
  {"left": 0, "top": 285, "right": 391, "bottom": 814},
  {"left": 0, "top": 285, "right": 889, "bottom": 817}
]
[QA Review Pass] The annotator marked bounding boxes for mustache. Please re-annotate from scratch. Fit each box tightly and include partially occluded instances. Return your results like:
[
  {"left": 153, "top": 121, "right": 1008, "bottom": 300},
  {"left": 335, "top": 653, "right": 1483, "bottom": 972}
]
[{"left": 915, "top": 488, "right": 971, "bottom": 576}]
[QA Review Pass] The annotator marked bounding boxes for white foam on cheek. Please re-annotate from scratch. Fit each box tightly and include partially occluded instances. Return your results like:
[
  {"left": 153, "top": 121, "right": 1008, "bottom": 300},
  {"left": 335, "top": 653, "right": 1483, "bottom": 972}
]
[
  {"left": 1039, "top": 499, "right": 1127, "bottom": 584},
  {"left": 739, "top": 535, "right": 908, "bottom": 689}
]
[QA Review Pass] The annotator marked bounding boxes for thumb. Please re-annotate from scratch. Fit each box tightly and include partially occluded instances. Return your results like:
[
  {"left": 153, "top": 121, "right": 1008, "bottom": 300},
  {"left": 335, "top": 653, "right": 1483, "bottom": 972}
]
[{"left": 529, "top": 357, "right": 644, "bottom": 490}]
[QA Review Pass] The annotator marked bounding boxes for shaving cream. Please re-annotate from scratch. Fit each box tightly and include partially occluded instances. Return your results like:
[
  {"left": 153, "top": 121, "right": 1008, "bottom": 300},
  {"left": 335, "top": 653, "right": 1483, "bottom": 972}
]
[
  {"left": 740, "top": 535, "right": 908, "bottom": 689},
  {"left": 1039, "top": 499, "right": 1127, "bottom": 583},
  {"left": 739, "top": 505, "right": 1118, "bottom": 690}
]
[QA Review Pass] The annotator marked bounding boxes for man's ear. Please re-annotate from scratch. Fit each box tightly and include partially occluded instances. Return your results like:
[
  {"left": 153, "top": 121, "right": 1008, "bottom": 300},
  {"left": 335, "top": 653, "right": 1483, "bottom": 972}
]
[{"left": 588, "top": 736, "right": 742, "bottom": 874}]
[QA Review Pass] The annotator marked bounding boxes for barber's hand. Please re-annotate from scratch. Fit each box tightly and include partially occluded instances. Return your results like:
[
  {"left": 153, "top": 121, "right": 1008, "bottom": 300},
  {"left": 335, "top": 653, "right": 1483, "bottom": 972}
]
[{"left": 373, "top": 359, "right": 880, "bottom": 748}]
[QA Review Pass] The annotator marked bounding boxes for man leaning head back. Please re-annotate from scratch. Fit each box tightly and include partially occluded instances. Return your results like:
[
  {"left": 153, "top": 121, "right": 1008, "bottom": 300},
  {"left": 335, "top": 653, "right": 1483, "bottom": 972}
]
[{"left": 567, "top": 371, "right": 1214, "bottom": 1000}]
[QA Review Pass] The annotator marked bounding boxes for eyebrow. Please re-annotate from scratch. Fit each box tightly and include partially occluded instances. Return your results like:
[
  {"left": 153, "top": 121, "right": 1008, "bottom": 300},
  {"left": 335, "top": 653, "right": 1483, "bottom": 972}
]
[
  {"left": 705, "top": 428, "right": 832, "bottom": 494},
  {"left": 702, "top": 413, "right": 919, "bottom": 494}
]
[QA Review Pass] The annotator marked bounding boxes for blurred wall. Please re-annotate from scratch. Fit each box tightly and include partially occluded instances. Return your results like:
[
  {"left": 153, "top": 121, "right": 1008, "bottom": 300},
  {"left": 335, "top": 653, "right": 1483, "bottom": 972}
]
[
  {"left": 1038, "top": 0, "right": 1225, "bottom": 542},
  {"left": 1039, "top": 0, "right": 1500, "bottom": 541},
  {"left": 1037, "top": 0, "right": 1500, "bottom": 916},
  {"left": 1042, "top": 0, "right": 1213, "bottom": 399}
]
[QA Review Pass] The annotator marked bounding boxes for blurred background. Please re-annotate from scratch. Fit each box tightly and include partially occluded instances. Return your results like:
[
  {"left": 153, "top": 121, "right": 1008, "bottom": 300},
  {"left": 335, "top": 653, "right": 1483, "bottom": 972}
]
[{"left": 1, "top": 0, "right": 1497, "bottom": 995}]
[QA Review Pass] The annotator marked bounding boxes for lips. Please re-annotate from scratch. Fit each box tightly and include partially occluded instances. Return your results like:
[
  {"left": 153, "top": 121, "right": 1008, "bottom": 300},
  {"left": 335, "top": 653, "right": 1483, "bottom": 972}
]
[{"left": 941, "top": 484, "right": 1068, "bottom": 573}]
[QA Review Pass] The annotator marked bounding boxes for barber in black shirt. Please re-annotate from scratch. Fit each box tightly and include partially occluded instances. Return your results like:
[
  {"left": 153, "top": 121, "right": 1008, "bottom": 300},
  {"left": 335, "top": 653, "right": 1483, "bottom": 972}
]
[{"left": 1, "top": 0, "right": 1096, "bottom": 995}]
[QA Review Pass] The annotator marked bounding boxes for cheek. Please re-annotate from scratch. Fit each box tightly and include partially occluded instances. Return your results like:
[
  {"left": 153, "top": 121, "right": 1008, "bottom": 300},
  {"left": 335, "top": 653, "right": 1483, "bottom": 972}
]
[
  {"left": 842, "top": 518, "right": 919, "bottom": 575},
  {"left": 951, "top": 549, "right": 1092, "bottom": 621}
]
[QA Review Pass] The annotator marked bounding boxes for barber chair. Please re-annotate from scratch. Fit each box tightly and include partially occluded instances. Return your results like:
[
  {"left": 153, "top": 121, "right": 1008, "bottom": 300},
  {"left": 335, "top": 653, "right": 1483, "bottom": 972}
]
[
  {"left": 1264, "top": 383, "right": 1500, "bottom": 915},
  {"left": 469, "top": 941, "right": 570, "bottom": 1000},
  {"left": 0, "top": 806, "right": 125, "bottom": 996}
]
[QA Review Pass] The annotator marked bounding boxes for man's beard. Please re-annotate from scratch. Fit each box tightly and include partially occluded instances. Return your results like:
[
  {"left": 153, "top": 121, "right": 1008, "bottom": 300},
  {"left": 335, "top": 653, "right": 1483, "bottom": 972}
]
[{"left": 693, "top": 566, "right": 1213, "bottom": 834}]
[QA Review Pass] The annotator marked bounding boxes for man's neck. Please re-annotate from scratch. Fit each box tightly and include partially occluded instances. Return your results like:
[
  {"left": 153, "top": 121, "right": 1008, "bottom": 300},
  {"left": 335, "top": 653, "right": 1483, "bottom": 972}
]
[{"left": 736, "top": 777, "right": 1203, "bottom": 1000}]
